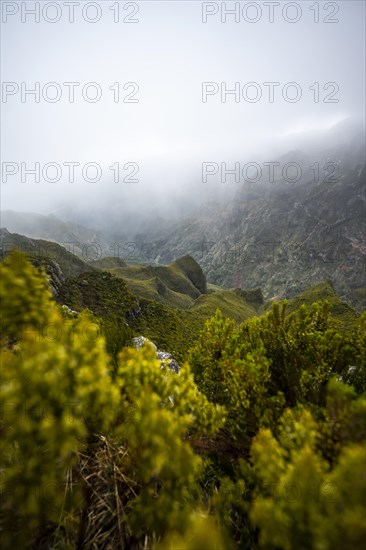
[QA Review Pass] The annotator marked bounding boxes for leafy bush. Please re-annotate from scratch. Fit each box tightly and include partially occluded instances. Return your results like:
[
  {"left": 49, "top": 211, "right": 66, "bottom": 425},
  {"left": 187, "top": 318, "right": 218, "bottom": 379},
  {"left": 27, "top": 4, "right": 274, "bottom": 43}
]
[
  {"left": 0, "top": 253, "right": 224, "bottom": 547},
  {"left": 1, "top": 252, "right": 365, "bottom": 548},
  {"left": 250, "top": 397, "right": 366, "bottom": 550}
]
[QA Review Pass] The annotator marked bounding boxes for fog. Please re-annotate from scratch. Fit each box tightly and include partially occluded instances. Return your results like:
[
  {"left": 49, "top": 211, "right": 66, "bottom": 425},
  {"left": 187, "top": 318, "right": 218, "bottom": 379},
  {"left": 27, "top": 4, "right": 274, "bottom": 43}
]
[{"left": 1, "top": 1, "right": 365, "bottom": 230}]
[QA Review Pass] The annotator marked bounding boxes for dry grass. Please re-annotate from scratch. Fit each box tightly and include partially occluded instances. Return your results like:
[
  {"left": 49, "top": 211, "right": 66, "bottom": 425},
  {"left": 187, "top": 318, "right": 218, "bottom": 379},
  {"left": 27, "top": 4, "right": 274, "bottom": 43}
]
[{"left": 74, "top": 435, "right": 148, "bottom": 550}]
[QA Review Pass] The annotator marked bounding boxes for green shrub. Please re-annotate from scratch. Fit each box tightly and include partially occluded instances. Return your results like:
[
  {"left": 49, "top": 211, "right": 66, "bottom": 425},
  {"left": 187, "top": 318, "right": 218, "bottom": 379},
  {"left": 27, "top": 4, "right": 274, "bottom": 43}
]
[{"left": 1, "top": 252, "right": 365, "bottom": 548}]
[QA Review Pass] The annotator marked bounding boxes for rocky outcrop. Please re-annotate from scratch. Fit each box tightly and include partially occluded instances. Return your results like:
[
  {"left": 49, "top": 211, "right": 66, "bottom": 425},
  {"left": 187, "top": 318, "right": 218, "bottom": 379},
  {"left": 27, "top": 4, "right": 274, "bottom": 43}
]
[
  {"left": 60, "top": 304, "right": 79, "bottom": 317},
  {"left": 132, "top": 335, "right": 157, "bottom": 351},
  {"left": 43, "top": 260, "right": 65, "bottom": 296},
  {"left": 156, "top": 351, "right": 180, "bottom": 374},
  {"left": 127, "top": 303, "right": 142, "bottom": 319},
  {"left": 132, "top": 336, "right": 180, "bottom": 373}
]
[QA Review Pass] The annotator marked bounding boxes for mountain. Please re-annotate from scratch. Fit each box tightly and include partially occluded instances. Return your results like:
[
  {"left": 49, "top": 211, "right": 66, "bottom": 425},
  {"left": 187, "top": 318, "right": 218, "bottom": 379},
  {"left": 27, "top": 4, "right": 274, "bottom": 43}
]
[
  {"left": 106, "top": 255, "right": 207, "bottom": 309},
  {"left": 0, "top": 228, "right": 93, "bottom": 295},
  {"left": 0, "top": 229, "right": 261, "bottom": 360},
  {"left": 1, "top": 229, "right": 360, "bottom": 362},
  {"left": 3, "top": 122, "right": 365, "bottom": 313},
  {"left": 0, "top": 210, "right": 115, "bottom": 258},
  {"left": 142, "top": 130, "right": 366, "bottom": 311}
]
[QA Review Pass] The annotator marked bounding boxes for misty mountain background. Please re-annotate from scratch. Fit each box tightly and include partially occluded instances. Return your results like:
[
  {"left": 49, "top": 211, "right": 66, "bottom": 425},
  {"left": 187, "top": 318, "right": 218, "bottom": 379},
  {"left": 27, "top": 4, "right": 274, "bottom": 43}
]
[
  {"left": 1, "top": 1, "right": 365, "bottom": 309},
  {"left": 2, "top": 118, "right": 365, "bottom": 312}
]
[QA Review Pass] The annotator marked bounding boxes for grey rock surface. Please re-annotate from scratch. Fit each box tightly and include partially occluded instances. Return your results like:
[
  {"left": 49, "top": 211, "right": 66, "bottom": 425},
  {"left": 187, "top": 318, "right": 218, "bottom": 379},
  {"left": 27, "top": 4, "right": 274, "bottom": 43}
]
[{"left": 132, "top": 336, "right": 180, "bottom": 373}]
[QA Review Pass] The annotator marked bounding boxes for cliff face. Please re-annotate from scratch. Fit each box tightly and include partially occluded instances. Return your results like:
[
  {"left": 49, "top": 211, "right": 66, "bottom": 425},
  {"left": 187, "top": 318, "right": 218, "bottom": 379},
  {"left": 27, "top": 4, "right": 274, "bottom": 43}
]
[{"left": 147, "top": 142, "right": 366, "bottom": 310}]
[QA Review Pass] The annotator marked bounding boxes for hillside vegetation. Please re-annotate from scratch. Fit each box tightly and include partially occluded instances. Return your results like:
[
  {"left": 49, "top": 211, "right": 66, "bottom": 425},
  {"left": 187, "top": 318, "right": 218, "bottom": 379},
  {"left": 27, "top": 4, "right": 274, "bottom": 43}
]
[
  {"left": 108, "top": 254, "right": 207, "bottom": 308},
  {"left": 1, "top": 250, "right": 365, "bottom": 549},
  {"left": 1, "top": 229, "right": 361, "bottom": 364}
]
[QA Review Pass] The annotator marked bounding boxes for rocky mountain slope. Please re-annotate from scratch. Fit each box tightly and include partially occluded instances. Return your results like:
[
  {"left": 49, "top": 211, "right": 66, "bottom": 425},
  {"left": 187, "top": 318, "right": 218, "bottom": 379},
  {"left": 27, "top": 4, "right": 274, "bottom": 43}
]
[
  {"left": 144, "top": 131, "right": 365, "bottom": 311},
  {"left": 1, "top": 229, "right": 359, "bottom": 361},
  {"left": 3, "top": 123, "right": 364, "bottom": 314},
  {"left": 0, "top": 230, "right": 262, "bottom": 360},
  {"left": 0, "top": 210, "right": 115, "bottom": 257}
]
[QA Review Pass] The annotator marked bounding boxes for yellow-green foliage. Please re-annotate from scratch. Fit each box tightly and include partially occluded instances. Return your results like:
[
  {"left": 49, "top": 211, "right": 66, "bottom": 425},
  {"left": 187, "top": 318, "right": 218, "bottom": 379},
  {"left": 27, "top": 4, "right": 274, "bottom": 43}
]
[
  {"left": 190, "top": 289, "right": 259, "bottom": 323},
  {"left": 0, "top": 253, "right": 224, "bottom": 547},
  {"left": 1, "top": 252, "right": 365, "bottom": 549},
  {"left": 250, "top": 397, "right": 366, "bottom": 550},
  {"left": 189, "top": 303, "right": 365, "bottom": 549},
  {"left": 0, "top": 250, "right": 55, "bottom": 341},
  {"left": 286, "top": 280, "right": 359, "bottom": 330},
  {"left": 189, "top": 311, "right": 275, "bottom": 446},
  {"left": 0, "top": 252, "right": 119, "bottom": 546},
  {"left": 155, "top": 511, "right": 230, "bottom": 550},
  {"left": 114, "top": 346, "right": 224, "bottom": 536}
]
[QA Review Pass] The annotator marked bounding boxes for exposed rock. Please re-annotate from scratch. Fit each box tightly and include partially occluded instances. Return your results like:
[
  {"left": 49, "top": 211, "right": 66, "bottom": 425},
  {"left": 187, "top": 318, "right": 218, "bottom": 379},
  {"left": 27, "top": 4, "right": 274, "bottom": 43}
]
[
  {"left": 156, "top": 351, "right": 180, "bottom": 374},
  {"left": 127, "top": 303, "right": 142, "bottom": 319},
  {"left": 44, "top": 260, "right": 65, "bottom": 296},
  {"left": 60, "top": 304, "right": 79, "bottom": 317},
  {"left": 132, "top": 336, "right": 157, "bottom": 351},
  {"left": 132, "top": 335, "right": 180, "bottom": 373}
]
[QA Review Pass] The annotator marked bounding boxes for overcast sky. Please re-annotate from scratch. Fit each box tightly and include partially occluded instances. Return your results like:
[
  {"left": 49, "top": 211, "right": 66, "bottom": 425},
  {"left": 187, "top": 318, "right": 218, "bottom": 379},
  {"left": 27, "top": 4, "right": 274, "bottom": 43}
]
[{"left": 1, "top": 0, "right": 365, "bottom": 214}]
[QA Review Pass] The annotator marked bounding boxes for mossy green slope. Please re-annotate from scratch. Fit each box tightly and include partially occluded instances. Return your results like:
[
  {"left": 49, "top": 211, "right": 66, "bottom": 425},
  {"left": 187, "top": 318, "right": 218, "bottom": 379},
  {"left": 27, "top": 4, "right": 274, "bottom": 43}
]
[
  {"left": 108, "top": 255, "right": 206, "bottom": 309},
  {"left": 168, "top": 255, "right": 207, "bottom": 294},
  {"left": 55, "top": 271, "right": 202, "bottom": 362},
  {"left": 285, "top": 280, "right": 359, "bottom": 330},
  {"left": 190, "top": 289, "right": 260, "bottom": 324},
  {"left": 1, "top": 230, "right": 360, "bottom": 361},
  {"left": 0, "top": 230, "right": 92, "bottom": 279},
  {"left": 115, "top": 275, "right": 194, "bottom": 310},
  {"left": 52, "top": 275, "right": 363, "bottom": 362},
  {"left": 88, "top": 256, "right": 127, "bottom": 269},
  {"left": 57, "top": 270, "right": 138, "bottom": 318}
]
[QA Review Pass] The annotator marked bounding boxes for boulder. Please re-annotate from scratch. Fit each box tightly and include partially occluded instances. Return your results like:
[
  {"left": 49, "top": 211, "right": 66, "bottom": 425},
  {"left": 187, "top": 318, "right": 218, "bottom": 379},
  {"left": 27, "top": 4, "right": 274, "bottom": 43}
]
[
  {"left": 132, "top": 335, "right": 180, "bottom": 373},
  {"left": 132, "top": 336, "right": 157, "bottom": 351}
]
